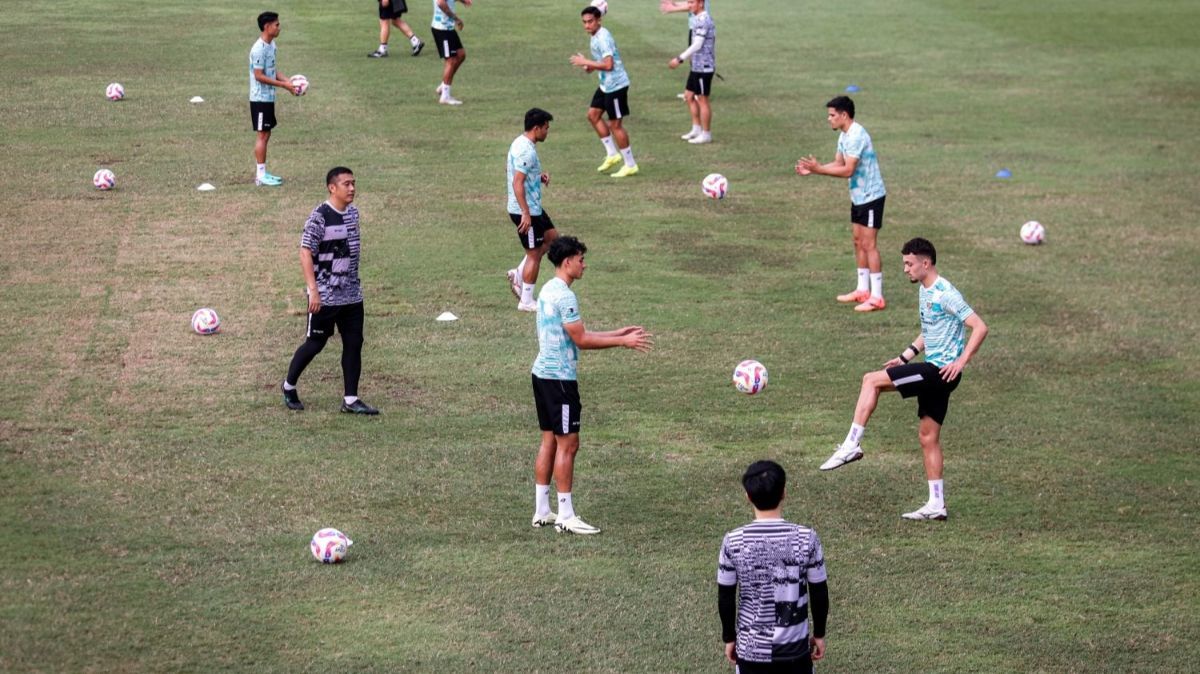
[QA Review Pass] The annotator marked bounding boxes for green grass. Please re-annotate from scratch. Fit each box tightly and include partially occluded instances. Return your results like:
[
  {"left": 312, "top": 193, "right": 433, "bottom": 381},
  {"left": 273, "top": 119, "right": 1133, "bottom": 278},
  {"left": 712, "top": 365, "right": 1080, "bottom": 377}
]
[{"left": 1, "top": 0, "right": 1198, "bottom": 671}]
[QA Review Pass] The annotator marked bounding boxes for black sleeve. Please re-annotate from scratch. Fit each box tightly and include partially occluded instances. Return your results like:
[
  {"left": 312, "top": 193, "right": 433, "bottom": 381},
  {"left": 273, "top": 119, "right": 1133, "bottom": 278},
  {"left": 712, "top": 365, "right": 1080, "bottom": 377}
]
[
  {"left": 809, "top": 580, "right": 829, "bottom": 638},
  {"left": 718, "top": 583, "right": 737, "bottom": 643}
]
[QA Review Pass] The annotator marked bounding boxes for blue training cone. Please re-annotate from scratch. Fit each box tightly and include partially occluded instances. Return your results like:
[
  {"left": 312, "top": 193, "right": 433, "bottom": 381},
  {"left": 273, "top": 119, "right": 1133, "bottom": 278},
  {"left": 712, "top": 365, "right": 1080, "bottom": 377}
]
[
  {"left": 845, "top": 84, "right": 860, "bottom": 93},
  {"left": 995, "top": 168, "right": 1012, "bottom": 179}
]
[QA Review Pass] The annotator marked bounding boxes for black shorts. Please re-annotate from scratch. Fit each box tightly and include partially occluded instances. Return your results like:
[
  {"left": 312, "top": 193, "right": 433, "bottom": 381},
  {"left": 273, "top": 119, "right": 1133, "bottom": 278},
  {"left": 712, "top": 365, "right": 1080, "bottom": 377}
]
[
  {"left": 307, "top": 301, "right": 365, "bottom": 340},
  {"left": 250, "top": 101, "right": 277, "bottom": 132},
  {"left": 509, "top": 211, "right": 555, "bottom": 250},
  {"left": 736, "top": 655, "right": 814, "bottom": 674},
  {"left": 378, "top": 0, "right": 408, "bottom": 19},
  {"left": 589, "top": 86, "right": 630, "bottom": 120},
  {"left": 886, "top": 362, "right": 961, "bottom": 426},
  {"left": 851, "top": 195, "right": 885, "bottom": 229},
  {"left": 532, "top": 374, "right": 582, "bottom": 435},
  {"left": 431, "top": 28, "right": 463, "bottom": 58},
  {"left": 686, "top": 71, "right": 714, "bottom": 97}
]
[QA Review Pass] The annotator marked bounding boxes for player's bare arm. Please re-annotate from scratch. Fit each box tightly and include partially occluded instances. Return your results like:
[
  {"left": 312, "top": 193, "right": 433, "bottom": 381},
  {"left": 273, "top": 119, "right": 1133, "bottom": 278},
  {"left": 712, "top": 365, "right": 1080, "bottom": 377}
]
[
  {"left": 940, "top": 314, "right": 987, "bottom": 381},
  {"left": 564, "top": 321, "right": 653, "bottom": 352}
]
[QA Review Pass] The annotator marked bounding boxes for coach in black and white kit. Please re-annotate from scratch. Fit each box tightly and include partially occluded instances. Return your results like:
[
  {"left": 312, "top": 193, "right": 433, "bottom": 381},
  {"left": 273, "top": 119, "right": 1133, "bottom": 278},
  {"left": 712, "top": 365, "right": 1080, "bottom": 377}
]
[{"left": 281, "top": 167, "right": 379, "bottom": 415}]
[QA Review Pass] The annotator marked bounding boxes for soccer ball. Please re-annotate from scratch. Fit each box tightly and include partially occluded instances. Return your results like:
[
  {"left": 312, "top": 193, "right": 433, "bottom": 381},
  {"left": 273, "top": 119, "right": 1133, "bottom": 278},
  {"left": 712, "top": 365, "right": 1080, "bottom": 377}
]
[
  {"left": 191, "top": 308, "right": 221, "bottom": 335},
  {"left": 702, "top": 173, "right": 728, "bottom": 200},
  {"left": 105, "top": 82, "right": 124, "bottom": 101},
  {"left": 1020, "top": 220, "right": 1045, "bottom": 245},
  {"left": 733, "top": 359, "right": 768, "bottom": 395},
  {"left": 311, "top": 528, "right": 353, "bottom": 564},
  {"left": 590, "top": 0, "right": 608, "bottom": 16},
  {"left": 93, "top": 168, "right": 116, "bottom": 190},
  {"left": 290, "top": 74, "right": 309, "bottom": 96}
]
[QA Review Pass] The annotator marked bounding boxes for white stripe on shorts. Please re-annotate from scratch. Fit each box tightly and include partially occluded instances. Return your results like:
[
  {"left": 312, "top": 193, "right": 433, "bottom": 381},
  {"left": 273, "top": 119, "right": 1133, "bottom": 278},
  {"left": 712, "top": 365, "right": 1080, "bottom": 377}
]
[
  {"left": 257, "top": 112, "right": 264, "bottom": 131},
  {"left": 442, "top": 40, "right": 450, "bottom": 58},
  {"left": 306, "top": 311, "right": 313, "bottom": 338},
  {"left": 868, "top": 208, "right": 875, "bottom": 228},
  {"left": 699, "top": 78, "right": 705, "bottom": 96},
  {"left": 613, "top": 101, "right": 622, "bottom": 119},
  {"left": 561, "top": 404, "right": 570, "bottom": 435},
  {"left": 526, "top": 225, "right": 535, "bottom": 248},
  {"left": 893, "top": 373, "right": 924, "bottom": 386}
]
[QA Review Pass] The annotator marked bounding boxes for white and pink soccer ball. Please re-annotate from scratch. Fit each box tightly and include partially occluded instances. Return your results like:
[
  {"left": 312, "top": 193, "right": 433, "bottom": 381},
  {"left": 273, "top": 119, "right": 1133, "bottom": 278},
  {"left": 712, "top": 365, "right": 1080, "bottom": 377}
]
[
  {"left": 105, "top": 82, "right": 124, "bottom": 101},
  {"left": 733, "top": 359, "right": 768, "bottom": 395},
  {"left": 1020, "top": 220, "right": 1045, "bottom": 245},
  {"left": 590, "top": 0, "right": 608, "bottom": 15},
  {"left": 702, "top": 173, "right": 728, "bottom": 200},
  {"left": 290, "top": 74, "right": 309, "bottom": 96},
  {"left": 311, "top": 528, "right": 353, "bottom": 564},
  {"left": 93, "top": 168, "right": 116, "bottom": 190},
  {"left": 191, "top": 308, "right": 221, "bottom": 335}
]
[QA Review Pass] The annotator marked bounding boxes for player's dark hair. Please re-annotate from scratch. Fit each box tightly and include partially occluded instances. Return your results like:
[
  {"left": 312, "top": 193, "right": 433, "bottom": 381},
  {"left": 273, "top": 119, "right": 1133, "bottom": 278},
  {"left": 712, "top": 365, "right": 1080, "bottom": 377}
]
[
  {"left": 326, "top": 166, "right": 353, "bottom": 186},
  {"left": 825, "top": 95, "right": 855, "bottom": 119},
  {"left": 901, "top": 237, "right": 937, "bottom": 265},
  {"left": 525, "top": 108, "right": 554, "bottom": 131},
  {"left": 742, "top": 460, "right": 786, "bottom": 510},
  {"left": 581, "top": 6, "right": 602, "bottom": 19},
  {"left": 548, "top": 236, "right": 587, "bottom": 266},
  {"left": 257, "top": 12, "right": 279, "bottom": 31}
]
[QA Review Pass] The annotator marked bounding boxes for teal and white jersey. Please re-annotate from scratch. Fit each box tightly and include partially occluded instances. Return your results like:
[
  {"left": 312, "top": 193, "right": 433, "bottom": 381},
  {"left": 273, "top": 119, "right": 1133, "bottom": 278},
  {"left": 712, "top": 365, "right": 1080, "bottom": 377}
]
[
  {"left": 532, "top": 278, "right": 581, "bottom": 381},
  {"left": 248, "top": 38, "right": 277, "bottom": 103},
  {"left": 590, "top": 27, "right": 630, "bottom": 94},
  {"left": 506, "top": 135, "right": 543, "bottom": 216},
  {"left": 919, "top": 276, "right": 975, "bottom": 368},
  {"left": 432, "top": 0, "right": 458, "bottom": 30},
  {"left": 837, "top": 121, "right": 886, "bottom": 206}
]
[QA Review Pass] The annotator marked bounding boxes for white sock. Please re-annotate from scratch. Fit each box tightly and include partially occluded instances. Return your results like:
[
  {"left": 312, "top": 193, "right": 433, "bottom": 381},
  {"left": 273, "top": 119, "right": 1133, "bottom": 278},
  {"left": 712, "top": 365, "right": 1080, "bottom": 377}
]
[
  {"left": 535, "top": 484, "right": 552, "bottom": 515},
  {"left": 256, "top": 163, "right": 266, "bottom": 179},
  {"left": 856, "top": 268, "right": 869, "bottom": 292},
  {"left": 282, "top": 381, "right": 296, "bottom": 391},
  {"left": 521, "top": 282, "right": 535, "bottom": 305},
  {"left": 928, "top": 479, "right": 944, "bottom": 509},
  {"left": 441, "top": 83, "right": 451, "bottom": 98},
  {"left": 557, "top": 492, "right": 575, "bottom": 520},
  {"left": 379, "top": 43, "right": 388, "bottom": 52},
  {"left": 844, "top": 423, "right": 864, "bottom": 447},
  {"left": 516, "top": 255, "right": 528, "bottom": 279},
  {"left": 600, "top": 135, "right": 618, "bottom": 157},
  {"left": 619, "top": 146, "right": 636, "bottom": 167},
  {"left": 870, "top": 272, "right": 883, "bottom": 299},
  {"left": 410, "top": 34, "right": 421, "bottom": 46},
  {"left": 344, "top": 396, "right": 358, "bottom": 405},
  {"left": 691, "top": 124, "right": 702, "bottom": 134}
]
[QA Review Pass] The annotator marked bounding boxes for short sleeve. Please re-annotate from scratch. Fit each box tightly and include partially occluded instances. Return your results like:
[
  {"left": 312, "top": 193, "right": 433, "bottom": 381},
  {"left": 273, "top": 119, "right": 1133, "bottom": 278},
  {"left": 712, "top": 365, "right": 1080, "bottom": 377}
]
[
  {"left": 300, "top": 208, "right": 325, "bottom": 252},
  {"left": 805, "top": 531, "right": 827, "bottom": 584},
  {"left": 598, "top": 32, "right": 616, "bottom": 58},
  {"left": 250, "top": 45, "right": 268, "bottom": 71},
  {"left": 841, "top": 128, "right": 867, "bottom": 159},
  {"left": 514, "top": 145, "right": 535, "bottom": 174},
  {"left": 941, "top": 288, "right": 975, "bottom": 321},
  {"left": 717, "top": 533, "right": 737, "bottom": 586},
  {"left": 556, "top": 289, "right": 581, "bottom": 324}
]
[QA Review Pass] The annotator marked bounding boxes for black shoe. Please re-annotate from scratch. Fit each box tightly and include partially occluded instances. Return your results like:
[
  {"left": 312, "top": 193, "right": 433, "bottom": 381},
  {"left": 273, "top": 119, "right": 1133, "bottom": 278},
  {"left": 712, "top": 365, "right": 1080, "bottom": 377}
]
[
  {"left": 341, "top": 399, "right": 379, "bottom": 415},
  {"left": 368, "top": 49, "right": 389, "bottom": 58},
  {"left": 411, "top": 39, "right": 424, "bottom": 56},
  {"left": 282, "top": 384, "right": 304, "bottom": 411}
]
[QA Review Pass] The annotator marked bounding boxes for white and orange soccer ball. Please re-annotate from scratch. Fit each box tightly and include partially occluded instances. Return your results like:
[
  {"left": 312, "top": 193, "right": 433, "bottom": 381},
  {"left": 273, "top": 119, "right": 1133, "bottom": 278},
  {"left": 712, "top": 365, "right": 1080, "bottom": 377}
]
[
  {"left": 105, "top": 82, "right": 124, "bottom": 101},
  {"left": 290, "top": 74, "right": 309, "bottom": 96},
  {"left": 311, "top": 528, "right": 353, "bottom": 564},
  {"left": 1020, "top": 221, "right": 1045, "bottom": 245},
  {"left": 191, "top": 308, "right": 221, "bottom": 335},
  {"left": 702, "top": 173, "right": 728, "bottom": 200},
  {"left": 590, "top": 0, "right": 608, "bottom": 15},
  {"left": 733, "top": 359, "right": 768, "bottom": 395},
  {"left": 93, "top": 168, "right": 116, "bottom": 190}
]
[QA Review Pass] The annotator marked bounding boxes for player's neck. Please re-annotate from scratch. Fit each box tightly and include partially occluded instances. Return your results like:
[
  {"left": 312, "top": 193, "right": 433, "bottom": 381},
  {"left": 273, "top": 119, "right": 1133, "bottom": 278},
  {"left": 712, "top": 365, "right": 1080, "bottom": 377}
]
[
  {"left": 752, "top": 507, "right": 783, "bottom": 520},
  {"left": 326, "top": 198, "right": 349, "bottom": 213},
  {"left": 523, "top": 130, "right": 539, "bottom": 144},
  {"left": 921, "top": 270, "right": 940, "bottom": 288},
  {"left": 556, "top": 269, "right": 574, "bottom": 287},
  {"left": 261, "top": 33, "right": 274, "bottom": 44}
]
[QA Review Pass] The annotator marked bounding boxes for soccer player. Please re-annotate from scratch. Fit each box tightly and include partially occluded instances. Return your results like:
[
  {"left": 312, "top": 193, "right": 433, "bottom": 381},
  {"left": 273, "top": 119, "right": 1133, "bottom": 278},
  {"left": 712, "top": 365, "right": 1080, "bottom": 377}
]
[
  {"left": 660, "top": 0, "right": 712, "bottom": 100},
  {"left": 796, "top": 96, "right": 888, "bottom": 312},
  {"left": 530, "top": 236, "right": 652, "bottom": 534},
  {"left": 368, "top": 0, "right": 425, "bottom": 58},
  {"left": 820, "top": 238, "right": 989, "bottom": 521},
  {"left": 570, "top": 6, "right": 639, "bottom": 178},
  {"left": 249, "top": 12, "right": 301, "bottom": 187},
  {"left": 281, "top": 167, "right": 380, "bottom": 416},
  {"left": 667, "top": 0, "right": 716, "bottom": 144},
  {"left": 431, "top": 0, "right": 471, "bottom": 105},
  {"left": 718, "top": 460, "right": 829, "bottom": 673},
  {"left": 506, "top": 108, "right": 556, "bottom": 312}
]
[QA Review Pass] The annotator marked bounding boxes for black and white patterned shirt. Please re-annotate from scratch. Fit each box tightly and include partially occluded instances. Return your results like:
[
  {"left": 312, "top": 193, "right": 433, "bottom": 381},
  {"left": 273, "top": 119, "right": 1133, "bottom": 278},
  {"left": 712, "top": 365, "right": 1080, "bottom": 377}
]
[
  {"left": 688, "top": 11, "right": 716, "bottom": 73},
  {"left": 301, "top": 201, "right": 362, "bottom": 307},
  {"left": 717, "top": 519, "right": 827, "bottom": 663}
]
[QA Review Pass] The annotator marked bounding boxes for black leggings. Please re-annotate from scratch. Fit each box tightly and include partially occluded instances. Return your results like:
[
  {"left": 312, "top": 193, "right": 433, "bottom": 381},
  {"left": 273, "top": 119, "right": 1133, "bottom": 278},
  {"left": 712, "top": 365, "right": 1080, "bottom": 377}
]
[{"left": 285, "top": 302, "right": 364, "bottom": 397}]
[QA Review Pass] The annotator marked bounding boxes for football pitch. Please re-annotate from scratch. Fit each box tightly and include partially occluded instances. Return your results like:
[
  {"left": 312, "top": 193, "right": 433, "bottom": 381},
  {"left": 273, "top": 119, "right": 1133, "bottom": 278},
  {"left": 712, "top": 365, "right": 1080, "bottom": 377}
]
[{"left": 1, "top": 0, "right": 1197, "bottom": 671}]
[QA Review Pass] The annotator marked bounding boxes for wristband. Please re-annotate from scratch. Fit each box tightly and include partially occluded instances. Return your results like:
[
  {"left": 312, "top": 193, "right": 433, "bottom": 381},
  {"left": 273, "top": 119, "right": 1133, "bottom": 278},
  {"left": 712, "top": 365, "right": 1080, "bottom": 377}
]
[{"left": 899, "top": 353, "right": 910, "bottom": 364}]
